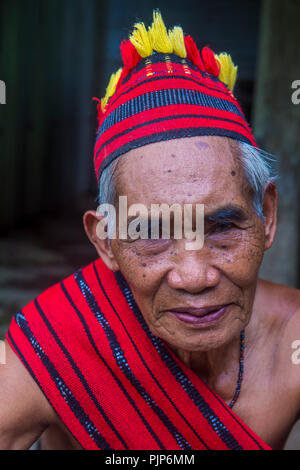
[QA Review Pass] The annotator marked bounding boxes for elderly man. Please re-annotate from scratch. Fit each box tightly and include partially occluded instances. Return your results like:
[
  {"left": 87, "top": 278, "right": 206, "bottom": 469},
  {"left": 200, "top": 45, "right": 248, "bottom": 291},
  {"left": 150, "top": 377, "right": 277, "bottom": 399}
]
[{"left": 1, "top": 12, "right": 299, "bottom": 451}]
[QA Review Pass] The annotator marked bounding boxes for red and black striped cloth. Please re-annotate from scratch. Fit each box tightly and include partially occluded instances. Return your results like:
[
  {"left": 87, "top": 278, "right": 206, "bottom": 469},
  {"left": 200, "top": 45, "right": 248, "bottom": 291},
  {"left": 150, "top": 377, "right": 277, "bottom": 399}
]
[{"left": 7, "top": 258, "right": 271, "bottom": 450}]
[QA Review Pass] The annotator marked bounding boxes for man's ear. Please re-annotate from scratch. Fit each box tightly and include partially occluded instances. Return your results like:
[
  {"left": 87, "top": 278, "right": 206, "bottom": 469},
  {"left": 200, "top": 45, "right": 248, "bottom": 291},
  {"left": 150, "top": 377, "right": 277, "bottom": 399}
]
[
  {"left": 83, "top": 210, "right": 120, "bottom": 272},
  {"left": 262, "top": 181, "right": 278, "bottom": 251}
]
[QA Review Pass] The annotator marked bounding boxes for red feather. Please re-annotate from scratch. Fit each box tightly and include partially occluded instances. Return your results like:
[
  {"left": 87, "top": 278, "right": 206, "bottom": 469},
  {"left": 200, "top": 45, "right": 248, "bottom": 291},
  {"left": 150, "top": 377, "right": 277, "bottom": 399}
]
[
  {"left": 184, "top": 35, "right": 205, "bottom": 71},
  {"left": 120, "top": 40, "right": 141, "bottom": 70},
  {"left": 201, "top": 46, "right": 220, "bottom": 76}
]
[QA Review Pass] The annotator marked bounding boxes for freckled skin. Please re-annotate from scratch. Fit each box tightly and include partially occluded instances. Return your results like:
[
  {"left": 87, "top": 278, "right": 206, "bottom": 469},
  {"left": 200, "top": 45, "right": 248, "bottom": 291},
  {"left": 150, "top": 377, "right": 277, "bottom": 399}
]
[
  {"left": 82, "top": 136, "right": 300, "bottom": 450},
  {"left": 112, "top": 136, "right": 265, "bottom": 354}
]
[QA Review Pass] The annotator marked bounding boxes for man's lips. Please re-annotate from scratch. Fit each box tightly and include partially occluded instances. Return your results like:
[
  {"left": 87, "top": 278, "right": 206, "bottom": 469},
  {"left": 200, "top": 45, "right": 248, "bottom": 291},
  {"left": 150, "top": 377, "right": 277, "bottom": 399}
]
[
  {"left": 167, "top": 305, "right": 230, "bottom": 317},
  {"left": 164, "top": 304, "right": 232, "bottom": 325}
]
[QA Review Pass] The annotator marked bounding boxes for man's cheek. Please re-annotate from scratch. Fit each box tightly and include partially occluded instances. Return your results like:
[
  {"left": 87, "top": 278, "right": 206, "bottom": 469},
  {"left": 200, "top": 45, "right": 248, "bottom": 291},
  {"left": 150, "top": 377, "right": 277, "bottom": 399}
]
[
  {"left": 219, "top": 242, "right": 264, "bottom": 283},
  {"left": 113, "top": 247, "right": 155, "bottom": 289}
]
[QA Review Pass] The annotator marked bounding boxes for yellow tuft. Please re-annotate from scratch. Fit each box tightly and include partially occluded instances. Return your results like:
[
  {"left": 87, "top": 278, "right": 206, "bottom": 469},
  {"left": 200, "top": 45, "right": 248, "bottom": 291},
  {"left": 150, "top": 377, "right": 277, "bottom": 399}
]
[
  {"left": 148, "top": 10, "right": 173, "bottom": 54},
  {"left": 168, "top": 26, "right": 186, "bottom": 58},
  {"left": 100, "top": 11, "right": 193, "bottom": 112},
  {"left": 101, "top": 67, "right": 123, "bottom": 111},
  {"left": 214, "top": 52, "right": 238, "bottom": 92},
  {"left": 129, "top": 22, "right": 153, "bottom": 58}
]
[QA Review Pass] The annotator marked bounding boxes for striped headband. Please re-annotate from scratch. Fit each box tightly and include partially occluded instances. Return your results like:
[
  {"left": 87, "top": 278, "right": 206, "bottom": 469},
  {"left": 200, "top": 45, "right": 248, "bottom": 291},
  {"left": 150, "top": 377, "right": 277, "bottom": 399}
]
[{"left": 93, "top": 10, "right": 257, "bottom": 182}]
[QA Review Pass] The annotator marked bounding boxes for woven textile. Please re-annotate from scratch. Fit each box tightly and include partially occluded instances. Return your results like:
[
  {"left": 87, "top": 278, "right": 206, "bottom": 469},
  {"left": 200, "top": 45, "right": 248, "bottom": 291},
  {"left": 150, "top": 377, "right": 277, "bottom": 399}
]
[
  {"left": 94, "top": 52, "right": 257, "bottom": 181},
  {"left": 7, "top": 258, "right": 270, "bottom": 450}
]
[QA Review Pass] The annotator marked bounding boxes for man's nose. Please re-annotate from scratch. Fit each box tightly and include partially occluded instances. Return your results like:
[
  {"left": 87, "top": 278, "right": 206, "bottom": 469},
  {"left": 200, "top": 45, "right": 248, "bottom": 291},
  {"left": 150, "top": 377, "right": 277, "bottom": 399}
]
[{"left": 167, "top": 244, "right": 220, "bottom": 294}]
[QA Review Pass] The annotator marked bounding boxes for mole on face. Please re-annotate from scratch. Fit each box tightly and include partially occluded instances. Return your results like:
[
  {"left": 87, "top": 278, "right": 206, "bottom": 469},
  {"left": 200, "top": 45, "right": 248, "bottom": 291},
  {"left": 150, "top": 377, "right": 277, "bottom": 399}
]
[
  {"left": 167, "top": 169, "right": 172, "bottom": 173},
  {"left": 195, "top": 142, "right": 209, "bottom": 151},
  {"left": 171, "top": 153, "right": 176, "bottom": 158},
  {"left": 221, "top": 245, "right": 227, "bottom": 249},
  {"left": 231, "top": 170, "right": 236, "bottom": 176},
  {"left": 143, "top": 274, "right": 146, "bottom": 278},
  {"left": 142, "top": 262, "right": 147, "bottom": 267}
]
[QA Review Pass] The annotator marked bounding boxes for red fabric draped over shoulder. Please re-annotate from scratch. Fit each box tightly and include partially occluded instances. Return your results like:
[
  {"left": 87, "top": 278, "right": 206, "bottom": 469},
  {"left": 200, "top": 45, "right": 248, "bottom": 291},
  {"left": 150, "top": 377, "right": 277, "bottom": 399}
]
[{"left": 7, "top": 258, "right": 271, "bottom": 450}]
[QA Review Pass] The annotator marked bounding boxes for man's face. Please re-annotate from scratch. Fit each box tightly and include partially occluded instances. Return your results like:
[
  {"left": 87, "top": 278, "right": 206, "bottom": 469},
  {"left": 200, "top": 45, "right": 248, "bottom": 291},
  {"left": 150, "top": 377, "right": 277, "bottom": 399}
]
[{"left": 109, "top": 136, "right": 267, "bottom": 352}]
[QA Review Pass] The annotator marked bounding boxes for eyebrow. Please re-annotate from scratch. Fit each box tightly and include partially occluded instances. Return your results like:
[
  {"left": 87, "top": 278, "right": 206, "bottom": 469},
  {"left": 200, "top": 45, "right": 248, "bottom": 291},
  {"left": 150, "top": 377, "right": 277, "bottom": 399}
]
[
  {"left": 204, "top": 205, "right": 248, "bottom": 223},
  {"left": 126, "top": 205, "right": 248, "bottom": 226}
]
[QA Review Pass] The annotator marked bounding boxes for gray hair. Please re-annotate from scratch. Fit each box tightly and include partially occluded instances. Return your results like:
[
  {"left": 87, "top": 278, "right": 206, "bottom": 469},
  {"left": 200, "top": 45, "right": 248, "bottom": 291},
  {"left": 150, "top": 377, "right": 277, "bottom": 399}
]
[
  {"left": 97, "top": 141, "right": 278, "bottom": 222},
  {"left": 235, "top": 142, "right": 278, "bottom": 220}
]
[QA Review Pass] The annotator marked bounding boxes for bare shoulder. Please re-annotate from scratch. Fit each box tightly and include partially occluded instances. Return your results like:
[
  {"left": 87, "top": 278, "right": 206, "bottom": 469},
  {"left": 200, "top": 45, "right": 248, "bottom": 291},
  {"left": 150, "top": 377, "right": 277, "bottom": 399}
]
[
  {"left": 256, "top": 278, "right": 300, "bottom": 328},
  {"left": 256, "top": 279, "right": 300, "bottom": 408},
  {"left": 0, "top": 339, "right": 58, "bottom": 449}
]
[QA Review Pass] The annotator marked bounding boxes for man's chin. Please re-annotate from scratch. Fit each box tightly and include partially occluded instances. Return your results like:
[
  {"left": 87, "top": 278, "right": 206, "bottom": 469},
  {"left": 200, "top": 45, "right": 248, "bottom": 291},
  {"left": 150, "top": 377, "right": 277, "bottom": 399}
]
[{"left": 152, "top": 310, "right": 243, "bottom": 352}]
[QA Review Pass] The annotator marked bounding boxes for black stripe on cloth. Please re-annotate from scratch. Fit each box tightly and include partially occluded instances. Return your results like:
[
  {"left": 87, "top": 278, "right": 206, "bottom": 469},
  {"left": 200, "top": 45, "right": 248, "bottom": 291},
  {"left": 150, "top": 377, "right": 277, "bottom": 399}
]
[
  {"left": 33, "top": 298, "right": 129, "bottom": 450},
  {"left": 107, "top": 73, "right": 234, "bottom": 115},
  {"left": 92, "top": 262, "right": 209, "bottom": 450},
  {"left": 204, "top": 383, "right": 264, "bottom": 450},
  {"left": 114, "top": 271, "right": 244, "bottom": 450},
  {"left": 98, "top": 88, "right": 243, "bottom": 135},
  {"left": 96, "top": 112, "right": 250, "bottom": 156},
  {"left": 98, "top": 127, "right": 253, "bottom": 177},
  {"left": 74, "top": 269, "right": 192, "bottom": 450},
  {"left": 13, "top": 311, "right": 111, "bottom": 449},
  {"left": 60, "top": 278, "right": 165, "bottom": 450}
]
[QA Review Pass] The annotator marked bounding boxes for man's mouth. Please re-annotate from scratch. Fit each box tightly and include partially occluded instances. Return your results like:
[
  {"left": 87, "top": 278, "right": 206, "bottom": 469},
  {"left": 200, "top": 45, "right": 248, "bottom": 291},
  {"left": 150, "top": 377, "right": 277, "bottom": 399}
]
[{"left": 165, "top": 304, "right": 232, "bottom": 326}]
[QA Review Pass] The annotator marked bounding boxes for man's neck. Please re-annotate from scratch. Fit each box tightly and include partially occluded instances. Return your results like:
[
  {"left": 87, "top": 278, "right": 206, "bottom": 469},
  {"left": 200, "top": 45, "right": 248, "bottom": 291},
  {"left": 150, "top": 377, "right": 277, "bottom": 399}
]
[{"left": 170, "top": 332, "right": 242, "bottom": 400}]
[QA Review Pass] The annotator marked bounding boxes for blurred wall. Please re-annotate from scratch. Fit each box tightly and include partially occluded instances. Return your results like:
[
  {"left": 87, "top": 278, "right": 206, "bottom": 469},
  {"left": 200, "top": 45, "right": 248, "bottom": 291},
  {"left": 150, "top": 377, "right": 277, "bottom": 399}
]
[
  {"left": 254, "top": 0, "right": 300, "bottom": 288},
  {"left": 0, "top": 0, "right": 107, "bottom": 231}
]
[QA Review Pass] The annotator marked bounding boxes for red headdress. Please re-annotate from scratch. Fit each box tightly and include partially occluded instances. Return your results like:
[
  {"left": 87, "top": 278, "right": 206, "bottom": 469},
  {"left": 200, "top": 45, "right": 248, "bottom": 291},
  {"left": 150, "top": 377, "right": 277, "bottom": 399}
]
[{"left": 93, "top": 10, "right": 256, "bottom": 182}]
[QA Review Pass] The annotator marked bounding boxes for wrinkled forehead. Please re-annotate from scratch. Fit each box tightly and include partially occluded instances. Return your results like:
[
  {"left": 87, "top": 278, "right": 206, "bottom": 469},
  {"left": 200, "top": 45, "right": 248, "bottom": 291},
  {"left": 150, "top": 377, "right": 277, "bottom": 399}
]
[{"left": 115, "top": 136, "right": 250, "bottom": 208}]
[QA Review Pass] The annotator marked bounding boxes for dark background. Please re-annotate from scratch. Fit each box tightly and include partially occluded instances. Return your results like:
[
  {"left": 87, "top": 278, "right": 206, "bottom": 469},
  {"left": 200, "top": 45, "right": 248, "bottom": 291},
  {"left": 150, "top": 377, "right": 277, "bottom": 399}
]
[{"left": 0, "top": 0, "right": 261, "bottom": 230}]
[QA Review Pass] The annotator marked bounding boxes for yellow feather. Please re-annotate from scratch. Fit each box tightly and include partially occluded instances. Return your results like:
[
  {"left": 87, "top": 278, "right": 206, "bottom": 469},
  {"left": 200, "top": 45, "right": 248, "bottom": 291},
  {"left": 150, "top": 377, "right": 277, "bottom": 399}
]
[
  {"left": 148, "top": 10, "right": 173, "bottom": 54},
  {"left": 129, "top": 22, "right": 153, "bottom": 58},
  {"left": 168, "top": 26, "right": 186, "bottom": 58},
  {"left": 214, "top": 53, "right": 238, "bottom": 92},
  {"left": 101, "top": 67, "right": 123, "bottom": 111}
]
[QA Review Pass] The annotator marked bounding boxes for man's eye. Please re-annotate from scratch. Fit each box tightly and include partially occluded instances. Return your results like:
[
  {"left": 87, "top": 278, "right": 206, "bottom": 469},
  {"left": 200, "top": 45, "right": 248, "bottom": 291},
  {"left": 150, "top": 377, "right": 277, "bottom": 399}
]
[
  {"left": 211, "top": 222, "right": 235, "bottom": 233},
  {"left": 135, "top": 222, "right": 165, "bottom": 239}
]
